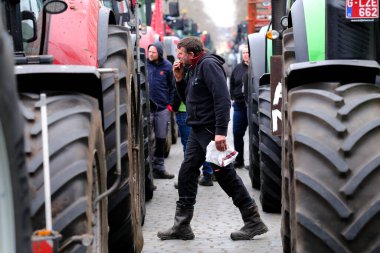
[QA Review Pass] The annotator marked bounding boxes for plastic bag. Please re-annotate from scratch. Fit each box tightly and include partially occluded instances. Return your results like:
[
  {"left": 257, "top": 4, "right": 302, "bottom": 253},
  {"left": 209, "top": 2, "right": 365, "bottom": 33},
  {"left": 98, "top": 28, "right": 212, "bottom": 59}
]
[{"left": 205, "top": 141, "right": 238, "bottom": 167}]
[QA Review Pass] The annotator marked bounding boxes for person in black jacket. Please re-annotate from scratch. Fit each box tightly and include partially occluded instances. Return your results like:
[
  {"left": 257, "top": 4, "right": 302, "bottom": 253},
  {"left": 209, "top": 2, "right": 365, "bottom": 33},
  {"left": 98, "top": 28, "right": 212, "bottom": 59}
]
[
  {"left": 147, "top": 42, "right": 175, "bottom": 179},
  {"left": 230, "top": 45, "right": 249, "bottom": 169},
  {"left": 172, "top": 91, "right": 214, "bottom": 187},
  {"left": 157, "top": 37, "right": 268, "bottom": 241}
]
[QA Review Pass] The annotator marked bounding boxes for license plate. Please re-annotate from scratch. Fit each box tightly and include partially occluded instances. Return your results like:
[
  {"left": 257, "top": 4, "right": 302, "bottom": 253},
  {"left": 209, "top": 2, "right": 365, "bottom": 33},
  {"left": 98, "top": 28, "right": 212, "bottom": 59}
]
[{"left": 346, "top": 0, "right": 379, "bottom": 21}]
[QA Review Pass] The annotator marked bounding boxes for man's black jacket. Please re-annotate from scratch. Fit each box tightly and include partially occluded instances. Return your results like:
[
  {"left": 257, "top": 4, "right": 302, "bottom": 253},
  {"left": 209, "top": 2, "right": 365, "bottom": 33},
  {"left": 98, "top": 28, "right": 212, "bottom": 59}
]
[
  {"left": 176, "top": 53, "right": 231, "bottom": 136},
  {"left": 229, "top": 62, "right": 248, "bottom": 104},
  {"left": 147, "top": 42, "right": 175, "bottom": 112}
]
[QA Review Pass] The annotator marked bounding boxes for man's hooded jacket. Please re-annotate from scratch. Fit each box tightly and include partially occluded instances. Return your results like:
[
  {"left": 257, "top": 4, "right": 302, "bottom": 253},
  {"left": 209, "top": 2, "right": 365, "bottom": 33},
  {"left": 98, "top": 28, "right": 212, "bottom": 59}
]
[
  {"left": 176, "top": 53, "right": 231, "bottom": 136},
  {"left": 147, "top": 42, "right": 175, "bottom": 112}
]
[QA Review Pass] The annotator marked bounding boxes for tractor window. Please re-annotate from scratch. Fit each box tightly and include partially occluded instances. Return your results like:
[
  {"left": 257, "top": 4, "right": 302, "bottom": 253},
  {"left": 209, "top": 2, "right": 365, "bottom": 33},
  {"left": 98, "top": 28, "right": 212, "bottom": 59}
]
[
  {"left": 103, "top": 0, "right": 113, "bottom": 10},
  {"left": 20, "top": 0, "right": 42, "bottom": 54},
  {"left": 0, "top": 1, "right": 6, "bottom": 30},
  {"left": 20, "top": 0, "right": 42, "bottom": 20}
]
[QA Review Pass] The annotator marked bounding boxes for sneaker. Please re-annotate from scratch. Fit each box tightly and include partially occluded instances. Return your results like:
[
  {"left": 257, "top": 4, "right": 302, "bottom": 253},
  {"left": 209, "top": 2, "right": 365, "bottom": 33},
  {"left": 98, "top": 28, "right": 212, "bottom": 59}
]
[
  {"left": 199, "top": 175, "right": 213, "bottom": 186},
  {"left": 153, "top": 170, "right": 175, "bottom": 179}
]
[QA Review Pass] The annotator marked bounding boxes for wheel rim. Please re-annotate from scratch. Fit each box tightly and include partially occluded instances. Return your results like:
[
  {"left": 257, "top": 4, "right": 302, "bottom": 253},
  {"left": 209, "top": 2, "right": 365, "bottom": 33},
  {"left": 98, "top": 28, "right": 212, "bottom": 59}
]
[{"left": 0, "top": 122, "right": 16, "bottom": 253}]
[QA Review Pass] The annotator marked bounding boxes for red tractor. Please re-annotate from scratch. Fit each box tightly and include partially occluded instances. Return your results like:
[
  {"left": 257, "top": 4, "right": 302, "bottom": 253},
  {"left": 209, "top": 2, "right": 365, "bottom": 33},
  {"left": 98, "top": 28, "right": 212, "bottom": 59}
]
[{"left": 2, "top": 0, "right": 147, "bottom": 251}]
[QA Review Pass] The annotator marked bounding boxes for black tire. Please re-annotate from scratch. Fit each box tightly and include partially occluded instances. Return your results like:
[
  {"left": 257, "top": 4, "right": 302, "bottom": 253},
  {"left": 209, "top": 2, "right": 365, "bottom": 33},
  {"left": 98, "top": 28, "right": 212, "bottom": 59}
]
[
  {"left": 171, "top": 112, "right": 178, "bottom": 145},
  {"left": 164, "top": 117, "right": 172, "bottom": 158},
  {"left": 137, "top": 48, "right": 155, "bottom": 202},
  {"left": 135, "top": 48, "right": 147, "bottom": 223},
  {"left": 128, "top": 45, "right": 145, "bottom": 231},
  {"left": 22, "top": 93, "right": 108, "bottom": 253},
  {"left": 288, "top": 82, "right": 380, "bottom": 252},
  {"left": 258, "top": 86, "right": 281, "bottom": 213},
  {"left": 281, "top": 27, "right": 295, "bottom": 253},
  {"left": 101, "top": 25, "right": 143, "bottom": 253},
  {"left": 281, "top": 84, "right": 291, "bottom": 253},
  {"left": 281, "top": 173, "right": 291, "bottom": 253},
  {"left": 0, "top": 30, "right": 32, "bottom": 253},
  {"left": 247, "top": 64, "right": 261, "bottom": 189},
  {"left": 282, "top": 28, "right": 296, "bottom": 76}
]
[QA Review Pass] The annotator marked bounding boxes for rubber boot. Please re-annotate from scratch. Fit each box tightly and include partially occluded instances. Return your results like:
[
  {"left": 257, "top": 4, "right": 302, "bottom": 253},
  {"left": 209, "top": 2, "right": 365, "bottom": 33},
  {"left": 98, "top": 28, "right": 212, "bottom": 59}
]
[
  {"left": 157, "top": 206, "right": 195, "bottom": 240},
  {"left": 231, "top": 205, "right": 268, "bottom": 240}
]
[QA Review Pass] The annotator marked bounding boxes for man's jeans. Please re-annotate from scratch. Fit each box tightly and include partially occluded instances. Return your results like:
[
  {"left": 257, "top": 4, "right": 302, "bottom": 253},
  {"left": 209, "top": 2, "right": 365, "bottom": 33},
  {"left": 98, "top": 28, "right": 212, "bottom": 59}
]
[
  {"left": 176, "top": 127, "right": 254, "bottom": 209},
  {"left": 151, "top": 109, "right": 170, "bottom": 139},
  {"left": 233, "top": 102, "right": 248, "bottom": 166},
  {"left": 150, "top": 109, "right": 170, "bottom": 172},
  {"left": 176, "top": 112, "right": 213, "bottom": 175}
]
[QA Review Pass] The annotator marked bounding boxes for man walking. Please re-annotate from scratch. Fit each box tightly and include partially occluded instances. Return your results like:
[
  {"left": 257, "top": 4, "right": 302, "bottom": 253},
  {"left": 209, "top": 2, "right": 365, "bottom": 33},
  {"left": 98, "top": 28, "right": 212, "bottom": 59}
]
[
  {"left": 147, "top": 42, "right": 175, "bottom": 179},
  {"left": 173, "top": 93, "right": 214, "bottom": 187},
  {"left": 230, "top": 45, "right": 249, "bottom": 169},
  {"left": 157, "top": 37, "right": 268, "bottom": 240}
]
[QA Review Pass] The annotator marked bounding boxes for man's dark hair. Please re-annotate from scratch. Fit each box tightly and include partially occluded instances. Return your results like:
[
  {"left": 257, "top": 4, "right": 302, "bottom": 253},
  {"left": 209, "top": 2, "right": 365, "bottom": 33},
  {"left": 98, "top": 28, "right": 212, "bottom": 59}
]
[{"left": 177, "top": 36, "right": 204, "bottom": 56}]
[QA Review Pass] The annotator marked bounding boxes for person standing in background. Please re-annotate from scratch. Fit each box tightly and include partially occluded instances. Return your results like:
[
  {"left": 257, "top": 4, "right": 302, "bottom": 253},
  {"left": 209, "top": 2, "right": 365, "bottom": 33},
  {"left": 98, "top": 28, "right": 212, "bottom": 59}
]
[
  {"left": 147, "top": 42, "right": 175, "bottom": 179},
  {"left": 229, "top": 45, "right": 249, "bottom": 169}
]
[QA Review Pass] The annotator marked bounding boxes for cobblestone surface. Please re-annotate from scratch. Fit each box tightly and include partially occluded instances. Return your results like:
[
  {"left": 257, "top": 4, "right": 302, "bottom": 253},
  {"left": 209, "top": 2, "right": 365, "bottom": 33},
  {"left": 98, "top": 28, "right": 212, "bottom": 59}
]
[{"left": 142, "top": 114, "right": 283, "bottom": 253}]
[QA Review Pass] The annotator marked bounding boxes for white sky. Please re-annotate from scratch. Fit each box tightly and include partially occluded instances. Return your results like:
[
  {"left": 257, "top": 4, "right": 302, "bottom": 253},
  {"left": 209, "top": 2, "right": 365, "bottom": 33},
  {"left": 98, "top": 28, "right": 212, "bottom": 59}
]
[{"left": 200, "top": 0, "right": 236, "bottom": 28}]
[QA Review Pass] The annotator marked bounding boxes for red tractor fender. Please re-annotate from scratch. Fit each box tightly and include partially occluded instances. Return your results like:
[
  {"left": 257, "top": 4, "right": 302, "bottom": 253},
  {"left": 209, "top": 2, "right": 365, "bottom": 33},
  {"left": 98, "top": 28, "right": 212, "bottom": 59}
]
[{"left": 48, "top": 0, "right": 114, "bottom": 67}]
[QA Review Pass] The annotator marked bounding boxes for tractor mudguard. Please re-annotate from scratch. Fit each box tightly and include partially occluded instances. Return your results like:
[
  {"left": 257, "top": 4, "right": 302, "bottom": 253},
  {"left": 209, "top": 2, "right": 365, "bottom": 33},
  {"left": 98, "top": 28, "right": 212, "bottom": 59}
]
[
  {"left": 289, "top": 0, "right": 308, "bottom": 62},
  {"left": 98, "top": 6, "right": 116, "bottom": 67},
  {"left": 15, "top": 65, "right": 104, "bottom": 112},
  {"left": 248, "top": 27, "right": 269, "bottom": 91},
  {"left": 290, "top": 0, "right": 326, "bottom": 63},
  {"left": 286, "top": 60, "right": 380, "bottom": 90}
]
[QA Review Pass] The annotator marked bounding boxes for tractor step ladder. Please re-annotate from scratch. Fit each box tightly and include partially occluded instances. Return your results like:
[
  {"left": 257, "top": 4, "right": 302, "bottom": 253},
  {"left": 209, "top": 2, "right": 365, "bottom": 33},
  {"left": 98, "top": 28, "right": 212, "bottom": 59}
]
[{"left": 32, "top": 94, "right": 61, "bottom": 253}]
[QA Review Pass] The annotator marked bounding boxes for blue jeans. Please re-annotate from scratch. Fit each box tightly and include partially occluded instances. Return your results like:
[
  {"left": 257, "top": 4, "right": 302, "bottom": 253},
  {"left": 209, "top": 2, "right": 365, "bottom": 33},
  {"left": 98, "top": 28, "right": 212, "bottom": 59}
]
[
  {"left": 233, "top": 102, "right": 248, "bottom": 166},
  {"left": 176, "top": 112, "right": 213, "bottom": 175}
]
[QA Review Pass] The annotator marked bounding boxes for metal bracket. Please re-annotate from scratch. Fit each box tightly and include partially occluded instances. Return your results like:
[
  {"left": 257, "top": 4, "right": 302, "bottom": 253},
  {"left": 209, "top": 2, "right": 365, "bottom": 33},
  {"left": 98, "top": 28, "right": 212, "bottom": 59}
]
[
  {"left": 94, "top": 68, "right": 122, "bottom": 206},
  {"left": 58, "top": 234, "right": 94, "bottom": 251}
]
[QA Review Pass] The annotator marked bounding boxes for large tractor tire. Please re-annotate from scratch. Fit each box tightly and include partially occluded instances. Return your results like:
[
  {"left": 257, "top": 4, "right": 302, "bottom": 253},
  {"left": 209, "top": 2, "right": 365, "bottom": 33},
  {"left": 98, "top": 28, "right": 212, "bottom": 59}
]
[
  {"left": 258, "top": 86, "right": 282, "bottom": 213},
  {"left": 288, "top": 82, "right": 380, "bottom": 252},
  {"left": 281, "top": 27, "right": 295, "bottom": 253},
  {"left": 22, "top": 93, "right": 108, "bottom": 253},
  {"left": 136, "top": 48, "right": 155, "bottom": 202},
  {"left": 164, "top": 120, "right": 172, "bottom": 158},
  {"left": 101, "top": 25, "right": 143, "bottom": 252},
  {"left": 247, "top": 66, "right": 261, "bottom": 189},
  {"left": 0, "top": 31, "right": 31, "bottom": 253},
  {"left": 281, "top": 85, "right": 291, "bottom": 253},
  {"left": 171, "top": 112, "right": 178, "bottom": 145},
  {"left": 127, "top": 45, "right": 145, "bottom": 230}
]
